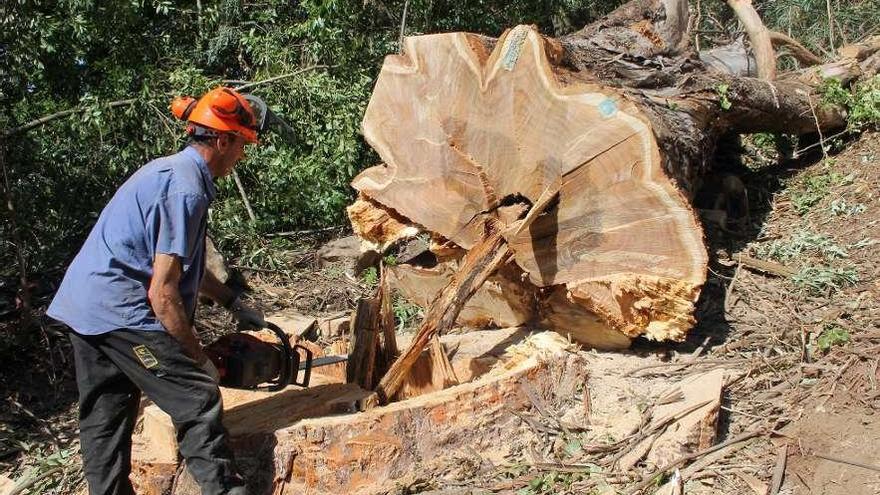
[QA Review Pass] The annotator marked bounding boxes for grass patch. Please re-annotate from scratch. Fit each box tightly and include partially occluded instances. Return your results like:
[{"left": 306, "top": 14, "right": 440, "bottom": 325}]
[
  {"left": 515, "top": 471, "right": 588, "bottom": 495},
  {"left": 759, "top": 230, "right": 849, "bottom": 263},
  {"left": 829, "top": 199, "right": 867, "bottom": 217},
  {"left": 360, "top": 266, "right": 379, "bottom": 288},
  {"left": 787, "top": 169, "right": 854, "bottom": 215}
]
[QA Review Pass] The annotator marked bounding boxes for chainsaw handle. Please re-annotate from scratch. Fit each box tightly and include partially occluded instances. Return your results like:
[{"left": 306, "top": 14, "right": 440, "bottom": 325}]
[{"left": 263, "top": 322, "right": 293, "bottom": 392}]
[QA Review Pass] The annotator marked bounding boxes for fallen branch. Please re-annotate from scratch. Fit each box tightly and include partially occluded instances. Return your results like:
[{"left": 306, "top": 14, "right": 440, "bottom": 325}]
[
  {"left": 266, "top": 225, "right": 344, "bottom": 237},
  {"left": 730, "top": 253, "right": 797, "bottom": 278},
  {"left": 622, "top": 359, "right": 747, "bottom": 377},
  {"left": 769, "top": 31, "right": 823, "bottom": 66},
  {"left": 8, "top": 467, "right": 65, "bottom": 495},
  {"left": 769, "top": 445, "right": 787, "bottom": 494},
  {"left": 231, "top": 170, "right": 257, "bottom": 223}
]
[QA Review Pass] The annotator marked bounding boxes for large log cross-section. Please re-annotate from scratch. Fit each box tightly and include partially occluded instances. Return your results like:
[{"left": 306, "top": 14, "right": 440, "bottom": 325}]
[{"left": 350, "top": 0, "right": 878, "bottom": 349}]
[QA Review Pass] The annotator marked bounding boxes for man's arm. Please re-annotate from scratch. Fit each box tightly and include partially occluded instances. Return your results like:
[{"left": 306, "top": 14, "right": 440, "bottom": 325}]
[{"left": 149, "top": 253, "right": 207, "bottom": 363}]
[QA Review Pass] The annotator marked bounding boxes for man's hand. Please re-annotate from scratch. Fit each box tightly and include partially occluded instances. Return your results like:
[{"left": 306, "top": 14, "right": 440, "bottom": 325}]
[{"left": 228, "top": 296, "right": 266, "bottom": 330}]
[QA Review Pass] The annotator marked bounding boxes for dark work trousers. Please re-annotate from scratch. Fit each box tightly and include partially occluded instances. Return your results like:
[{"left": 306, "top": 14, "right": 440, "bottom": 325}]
[{"left": 68, "top": 329, "right": 241, "bottom": 495}]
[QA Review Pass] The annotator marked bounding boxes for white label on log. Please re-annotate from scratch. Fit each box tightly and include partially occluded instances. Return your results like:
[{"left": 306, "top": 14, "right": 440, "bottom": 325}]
[{"left": 502, "top": 26, "right": 530, "bottom": 71}]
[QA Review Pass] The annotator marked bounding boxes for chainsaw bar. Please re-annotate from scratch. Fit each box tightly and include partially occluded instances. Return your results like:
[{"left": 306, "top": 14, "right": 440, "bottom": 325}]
[{"left": 302, "top": 354, "right": 347, "bottom": 370}]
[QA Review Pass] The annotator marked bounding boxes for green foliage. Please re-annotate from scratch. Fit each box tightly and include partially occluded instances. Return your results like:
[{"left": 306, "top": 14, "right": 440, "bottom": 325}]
[
  {"left": 792, "top": 265, "right": 859, "bottom": 294},
  {"left": 0, "top": 0, "right": 623, "bottom": 277},
  {"left": 391, "top": 292, "right": 423, "bottom": 332},
  {"left": 821, "top": 75, "right": 880, "bottom": 131},
  {"left": 816, "top": 323, "right": 850, "bottom": 352},
  {"left": 516, "top": 471, "right": 586, "bottom": 495},
  {"left": 715, "top": 83, "right": 732, "bottom": 111},
  {"left": 360, "top": 266, "right": 378, "bottom": 287},
  {"left": 829, "top": 198, "right": 866, "bottom": 217},
  {"left": 9, "top": 444, "right": 81, "bottom": 495}
]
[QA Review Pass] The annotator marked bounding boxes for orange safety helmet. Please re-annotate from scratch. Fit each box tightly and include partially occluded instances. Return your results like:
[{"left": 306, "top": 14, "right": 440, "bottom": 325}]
[{"left": 170, "top": 87, "right": 258, "bottom": 144}]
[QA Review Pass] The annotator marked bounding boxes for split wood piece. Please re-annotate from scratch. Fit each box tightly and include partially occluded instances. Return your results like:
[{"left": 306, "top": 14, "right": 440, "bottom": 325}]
[
  {"left": 317, "top": 313, "right": 350, "bottom": 339},
  {"left": 265, "top": 311, "right": 318, "bottom": 340},
  {"left": 374, "top": 224, "right": 510, "bottom": 404},
  {"left": 378, "top": 267, "right": 399, "bottom": 366},
  {"left": 645, "top": 369, "right": 726, "bottom": 467},
  {"left": 346, "top": 195, "right": 420, "bottom": 252},
  {"left": 395, "top": 326, "right": 531, "bottom": 383},
  {"left": 347, "top": 295, "right": 381, "bottom": 389},
  {"left": 618, "top": 368, "right": 726, "bottom": 470},
  {"left": 431, "top": 337, "right": 460, "bottom": 388},
  {"left": 393, "top": 335, "right": 461, "bottom": 400},
  {"left": 387, "top": 261, "right": 536, "bottom": 329}
]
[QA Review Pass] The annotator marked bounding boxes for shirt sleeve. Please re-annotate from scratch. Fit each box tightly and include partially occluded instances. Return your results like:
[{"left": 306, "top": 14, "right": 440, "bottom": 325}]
[{"left": 154, "top": 192, "right": 208, "bottom": 263}]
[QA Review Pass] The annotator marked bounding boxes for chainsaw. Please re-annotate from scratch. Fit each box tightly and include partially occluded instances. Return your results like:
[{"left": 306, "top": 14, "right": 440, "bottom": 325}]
[{"left": 204, "top": 322, "right": 347, "bottom": 391}]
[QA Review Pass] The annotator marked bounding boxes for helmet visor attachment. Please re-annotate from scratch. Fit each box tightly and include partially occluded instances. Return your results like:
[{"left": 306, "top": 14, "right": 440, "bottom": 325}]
[{"left": 207, "top": 88, "right": 258, "bottom": 132}]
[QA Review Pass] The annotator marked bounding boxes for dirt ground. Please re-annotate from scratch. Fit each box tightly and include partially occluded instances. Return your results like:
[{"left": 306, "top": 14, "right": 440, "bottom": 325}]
[{"left": 1, "top": 132, "right": 879, "bottom": 494}]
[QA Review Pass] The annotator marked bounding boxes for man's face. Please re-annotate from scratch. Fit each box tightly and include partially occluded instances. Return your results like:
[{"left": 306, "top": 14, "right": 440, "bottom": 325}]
[{"left": 214, "top": 134, "right": 248, "bottom": 177}]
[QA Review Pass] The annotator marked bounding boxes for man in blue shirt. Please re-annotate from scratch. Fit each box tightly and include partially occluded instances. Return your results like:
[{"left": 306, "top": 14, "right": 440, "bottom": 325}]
[{"left": 48, "top": 87, "right": 265, "bottom": 495}]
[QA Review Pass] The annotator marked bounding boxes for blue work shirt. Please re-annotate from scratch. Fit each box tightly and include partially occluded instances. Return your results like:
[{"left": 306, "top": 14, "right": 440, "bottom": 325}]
[{"left": 47, "top": 146, "right": 216, "bottom": 335}]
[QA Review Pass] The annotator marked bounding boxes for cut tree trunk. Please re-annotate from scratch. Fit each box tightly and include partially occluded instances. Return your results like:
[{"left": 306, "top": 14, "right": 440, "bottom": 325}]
[
  {"left": 349, "top": 0, "right": 878, "bottom": 347},
  {"left": 132, "top": 330, "right": 581, "bottom": 495}
]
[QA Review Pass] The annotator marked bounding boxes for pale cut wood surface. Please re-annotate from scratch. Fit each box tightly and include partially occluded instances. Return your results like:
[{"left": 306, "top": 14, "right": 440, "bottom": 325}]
[{"left": 354, "top": 25, "right": 707, "bottom": 341}]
